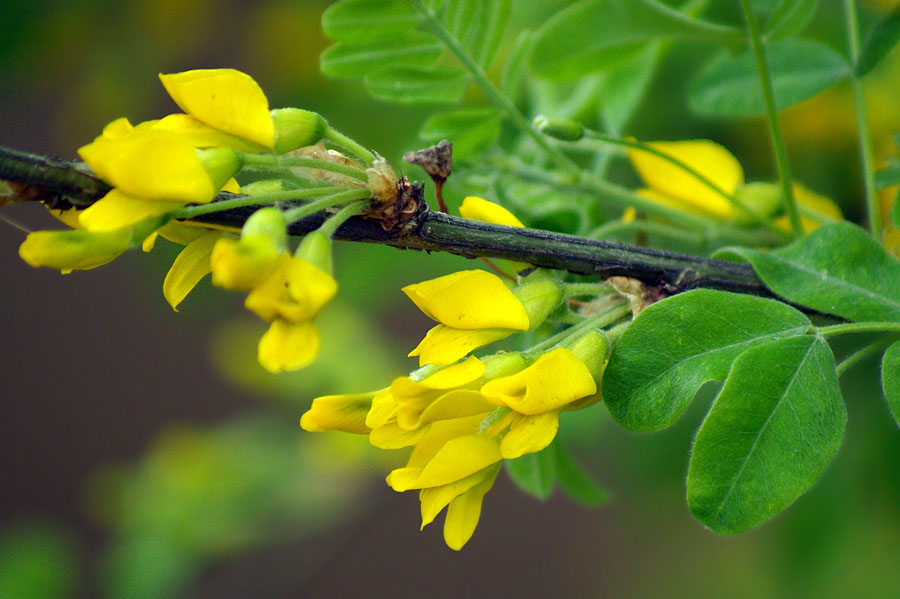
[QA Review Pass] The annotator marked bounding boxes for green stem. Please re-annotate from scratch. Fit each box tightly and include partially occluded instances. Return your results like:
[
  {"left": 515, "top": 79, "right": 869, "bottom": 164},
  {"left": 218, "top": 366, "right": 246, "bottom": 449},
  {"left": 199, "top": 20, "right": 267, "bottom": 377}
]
[
  {"left": 283, "top": 188, "right": 372, "bottom": 223},
  {"left": 738, "top": 0, "right": 802, "bottom": 236},
  {"left": 318, "top": 200, "right": 371, "bottom": 237},
  {"left": 241, "top": 153, "right": 369, "bottom": 182},
  {"left": 409, "top": 0, "right": 581, "bottom": 175},
  {"left": 835, "top": 337, "right": 897, "bottom": 376},
  {"left": 526, "top": 303, "right": 632, "bottom": 356},
  {"left": 844, "top": 0, "right": 882, "bottom": 237},
  {"left": 564, "top": 282, "right": 614, "bottom": 297},
  {"left": 818, "top": 322, "right": 900, "bottom": 337},
  {"left": 175, "top": 187, "right": 346, "bottom": 219},
  {"left": 582, "top": 130, "right": 788, "bottom": 236},
  {"left": 324, "top": 128, "right": 377, "bottom": 164}
]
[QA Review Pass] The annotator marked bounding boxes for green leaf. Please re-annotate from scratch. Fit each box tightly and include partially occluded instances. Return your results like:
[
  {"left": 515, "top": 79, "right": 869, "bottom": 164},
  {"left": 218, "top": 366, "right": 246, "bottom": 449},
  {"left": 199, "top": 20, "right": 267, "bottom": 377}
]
[
  {"left": 875, "top": 163, "right": 900, "bottom": 189},
  {"left": 688, "top": 336, "right": 846, "bottom": 534},
  {"left": 321, "top": 0, "right": 421, "bottom": 43},
  {"left": 882, "top": 341, "right": 900, "bottom": 427},
  {"left": 505, "top": 443, "right": 557, "bottom": 500},
  {"left": 419, "top": 108, "right": 501, "bottom": 160},
  {"left": 856, "top": 4, "right": 900, "bottom": 77},
  {"left": 502, "top": 30, "right": 535, "bottom": 104},
  {"left": 320, "top": 33, "right": 443, "bottom": 78},
  {"left": 893, "top": 188, "right": 900, "bottom": 228},
  {"left": 445, "top": 0, "right": 511, "bottom": 68},
  {"left": 718, "top": 222, "right": 900, "bottom": 323},
  {"left": 364, "top": 66, "right": 469, "bottom": 104},
  {"left": 764, "top": 0, "right": 818, "bottom": 39},
  {"left": 600, "top": 42, "right": 661, "bottom": 134},
  {"left": 689, "top": 39, "right": 849, "bottom": 116},
  {"left": 603, "top": 289, "right": 811, "bottom": 432},
  {"left": 529, "top": 0, "right": 741, "bottom": 81},
  {"left": 554, "top": 440, "right": 610, "bottom": 507}
]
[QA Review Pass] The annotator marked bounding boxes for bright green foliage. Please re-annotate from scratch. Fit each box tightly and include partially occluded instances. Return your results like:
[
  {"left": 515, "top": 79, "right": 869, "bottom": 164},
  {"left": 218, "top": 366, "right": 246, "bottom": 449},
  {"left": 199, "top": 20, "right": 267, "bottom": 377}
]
[
  {"left": 501, "top": 30, "right": 534, "bottom": 103},
  {"left": 420, "top": 109, "right": 501, "bottom": 160},
  {"left": 689, "top": 39, "right": 848, "bottom": 116},
  {"left": 365, "top": 66, "right": 469, "bottom": 104},
  {"left": 882, "top": 341, "right": 900, "bottom": 427},
  {"left": 528, "top": 0, "right": 741, "bottom": 81},
  {"left": 319, "top": 33, "right": 443, "bottom": 78},
  {"left": 894, "top": 189, "right": 900, "bottom": 228},
  {"left": 321, "top": 0, "right": 421, "bottom": 43},
  {"left": 444, "top": 0, "right": 510, "bottom": 68},
  {"left": 600, "top": 42, "right": 660, "bottom": 134},
  {"left": 0, "top": 521, "right": 80, "bottom": 599},
  {"left": 855, "top": 3, "right": 900, "bottom": 77},
  {"left": 688, "top": 336, "right": 845, "bottom": 534},
  {"left": 719, "top": 222, "right": 900, "bottom": 323},
  {"left": 875, "top": 163, "right": 900, "bottom": 189},
  {"left": 764, "top": 0, "right": 819, "bottom": 39},
  {"left": 505, "top": 439, "right": 609, "bottom": 506},
  {"left": 603, "top": 290, "right": 811, "bottom": 432}
]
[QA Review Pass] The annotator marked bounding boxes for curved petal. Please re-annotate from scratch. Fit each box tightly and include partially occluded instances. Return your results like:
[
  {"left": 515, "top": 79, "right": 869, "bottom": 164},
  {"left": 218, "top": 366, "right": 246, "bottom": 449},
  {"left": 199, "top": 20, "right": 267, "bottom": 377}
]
[
  {"left": 365, "top": 389, "right": 397, "bottom": 429},
  {"left": 159, "top": 69, "right": 275, "bottom": 148},
  {"left": 151, "top": 113, "right": 267, "bottom": 153},
  {"left": 500, "top": 411, "right": 560, "bottom": 459},
  {"left": 402, "top": 270, "right": 529, "bottom": 330},
  {"left": 257, "top": 320, "right": 320, "bottom": 373},
  {"left": 405, "top": 415, "right": 487, "bottom": 468},
  {"left": 628, "top": 140, "right": 742, "bottom": 219},
  {"left": 443, "top": 464, "right": 500, "bottom": 550},
  {"left": 211, "top": 236, "right": 282, "bottom": 291},
  {"left": 300, "top": 392, "right": 375, "bottom": 434},
  {"left": 286, "top": 258, "right": 339, "bottom": 317},
  {"left": 163, "top": 231, "right": 222, "bottom": 311},
  {"left": 369, "top": 421, "right": 429, "bottom": 449},
  {"left": 78, "top": 190, "right": 182, "bottom": 232},
  {"left": 459, "top": 196, "right": 525, "bottom": 227},
  {"left": 409, "top": 324, "right": 513, "bottom": 366},
  {"left": 419, "top": 465, "right": 496, "bottom": 529},
  {"left": 413, "top": 434, "right": 502, "bottom": 489}
]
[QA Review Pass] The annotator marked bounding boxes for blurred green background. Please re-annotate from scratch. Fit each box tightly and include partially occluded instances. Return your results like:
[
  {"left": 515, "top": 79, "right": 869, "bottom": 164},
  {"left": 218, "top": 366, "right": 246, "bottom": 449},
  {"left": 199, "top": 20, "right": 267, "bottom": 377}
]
[{"left": 3, "top": 0, "right": 900, "bottom": 597}]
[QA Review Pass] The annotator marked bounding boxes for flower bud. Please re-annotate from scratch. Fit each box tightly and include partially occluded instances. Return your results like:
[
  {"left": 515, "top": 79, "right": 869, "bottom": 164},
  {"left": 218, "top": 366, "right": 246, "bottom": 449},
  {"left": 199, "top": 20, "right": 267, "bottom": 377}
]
[
  {"left": 481, "top": 352, "right": 527, "bottom": 380},
  {"left": 242, "top": 207, "right": 287, "bottom": 249},
  {"left": 513, "top": 271, "right": 564, "bottom": 330},
  {"left": 195, "top": 147, "right": 243, "bottom": 191},
  {"left": 271, "top": 108, "right": 328, "bottom": 153},
  {"left": 296, "top": 230, "right": 333, "bottom": 274},
  {"left": 733, "top": 182, "right": 783, "bottom": 225},
  {"left": 533, "top": 115, "right": 584, "bottom": 141},
  {"left": 563, "top": 330, "right": 610, "bottom": 379}
]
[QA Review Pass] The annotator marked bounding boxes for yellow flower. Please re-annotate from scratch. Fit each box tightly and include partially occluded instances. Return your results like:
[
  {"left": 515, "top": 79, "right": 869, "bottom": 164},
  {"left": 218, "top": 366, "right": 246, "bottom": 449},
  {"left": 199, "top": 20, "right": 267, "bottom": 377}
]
[
  {"left": 626, "top": 139, "right": 842, "bottom": 230},
  {"left": 300, "top": 391, "right": 380, "bottom": 434},
  {"left": 459, "top": 196, "right": 525, "bottom": 227}
]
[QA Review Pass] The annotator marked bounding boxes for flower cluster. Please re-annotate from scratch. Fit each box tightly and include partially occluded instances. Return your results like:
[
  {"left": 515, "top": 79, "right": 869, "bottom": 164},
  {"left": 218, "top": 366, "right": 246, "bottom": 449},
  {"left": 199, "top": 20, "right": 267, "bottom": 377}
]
[
  {"left": 18, "top": 68, "right": 385, "bottom": 372},
  {"left": 301, "top": 199, "right": 617, "bottom": 549}
]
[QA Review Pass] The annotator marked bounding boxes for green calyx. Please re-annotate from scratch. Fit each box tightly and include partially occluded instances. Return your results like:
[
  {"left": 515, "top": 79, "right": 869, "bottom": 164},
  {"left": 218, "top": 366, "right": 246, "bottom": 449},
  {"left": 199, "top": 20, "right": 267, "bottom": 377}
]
[{"left": 272, "top": 108, "right": 328, "bottom": 154}]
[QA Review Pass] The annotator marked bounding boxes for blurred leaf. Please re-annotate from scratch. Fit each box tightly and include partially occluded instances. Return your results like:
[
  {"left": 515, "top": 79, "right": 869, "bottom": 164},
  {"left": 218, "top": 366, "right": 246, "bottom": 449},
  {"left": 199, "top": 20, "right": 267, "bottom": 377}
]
[
  {"left": 765, "top": 0, "right": 818, "bottom": 39},
  {"left": 894, "top": 188, "right": 900, "bottom": 228},
  {"left": 600, "top": 42, "right": 661, "bottom": 134},
  {"left": 100, "top": 536, "right": 197, "bottom": 599},
  {"left": 690, "top": 39, "right": 848, "bottom": 116},
  {"left": 320, "top": 33, "right": 443, "bottom": 78},
  {"left": 883, "top": 341, "right": 900, "bottom": 427},
  {"left": 0, "top": 520, "right": 79, "bottom": 599},
  {"left": 444, "top": 0, "right": 511, "bottom": 68},
  {"left": 505, "top": 442, "right": 557, "bottom": 500},
  {"left": 554, "top": 440, "right": 610, "bottom": 507},
  {"left": 529, "top": 0, "right": 741, "bottom": 81},
  {"left": 502, "top": 30, "right": 535, "bottom": 104},
  {"left": 875, "top": 163, "right": 900, "bottom": 189},
  {"left": 364, "top": 65, "right": 469, "bottom": 104},
  {"left": 718, "top": 222, "right": 900, "bottom": 322},
  {"left": 603, "top": 289, "right": 811, "bottom": 431},
  {"left": 856, "top": 3, "right": 900, "bottom": 77},
  {"left": 321, "top": 0, "right": 421, "bottom": 43},
  {"left": 688, "top": 336, "right": 845, "bottom": 534},
  {"left": 419, "top": 108, "right": 501, "bottom": 160}
]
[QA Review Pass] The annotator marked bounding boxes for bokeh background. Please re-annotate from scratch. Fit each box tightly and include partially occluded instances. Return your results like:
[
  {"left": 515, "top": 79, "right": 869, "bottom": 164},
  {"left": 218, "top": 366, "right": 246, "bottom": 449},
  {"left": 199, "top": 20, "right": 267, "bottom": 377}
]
[{"left": 3, "top": 0, "right": 900, "bottom": 597}]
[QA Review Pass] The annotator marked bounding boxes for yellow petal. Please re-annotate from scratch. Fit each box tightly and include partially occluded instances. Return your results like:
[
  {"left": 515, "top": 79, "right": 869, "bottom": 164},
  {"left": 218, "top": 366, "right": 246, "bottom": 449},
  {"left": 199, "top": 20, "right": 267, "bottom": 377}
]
[
  {"left": 412, "top": 434, "right": 502, "bottom": 490},
  {"left": 459, "top": 196, "right": 525, "bottom": 227},
  {"left": 397, "top": 356, "right": 485, "bottom": 392},
  {"left": 257, "top": 320, "right": 320, "bottom": 373},
  {"left": 285, "top": 258, "right": 339, "bottom": 318},
  {"left": 420, "top": 464, "right": 498, "bottom": 529},
  {"left": 402, "top": 270, "right": 530, "bottom": 330},
  {"left": 156, "top": 222, "right": 210, "bottom": 245},
  {"left": 211, "top": 236, "right": 283, "bottom": 291},
  {"left": 150, "top": 113, "right": 267, "bottom": 153},
  {"left": 142, "top": 232, "right": 158, "bottom": 252},
  {"left": 628, "top": 140, "right": 743, "bottom": 219},
  {"left": 417, "top": 390, "right": 494, "bottom": 428},
  {"left": 365, "top": 389, "right": 397, "bottom": 429},
  {"left": 78, "top": 190, "right": 182, "bottom": 232},
  {"left": 163, "top": 231, "right": 222, "bottom": 311},
  {"left": 443, "top": 464, "right": 500, "bottom": 550},
  {"left": 221, "top": 178, "right": 241, "bottom": 193},
  {"left": 481, "top": 347, "right": 597, "bottom": 415},
  {"left": 405, "top": 415, "right": 487, "bottom": 468},
  {"left": 78, "top": 130, "right": 219, "bottom": 203},
  {"left": 369, "top": 421, "right": 429, "bottom": 449},
  {"left": 48, "top": 207, "right": 82, "bottom": 229},
  {"left": 100, "top": 117, "right": 134, "bottom": 140},
  {"left": 409, "top": 324, "right": 514, "bottom": 366},
  {"left": 500, "top": 411, "right": 560, "bottom": 459},
  {"left": 159, "top": 69, "right": 275, "bottom": 148},
  {"left": 300, "top": 392, "right": 375, "bottom": 434}
]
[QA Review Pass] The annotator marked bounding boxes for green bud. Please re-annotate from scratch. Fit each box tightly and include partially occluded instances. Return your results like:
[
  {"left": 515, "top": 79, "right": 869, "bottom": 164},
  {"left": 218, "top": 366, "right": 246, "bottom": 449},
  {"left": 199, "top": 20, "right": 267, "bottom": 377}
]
[
  {"left": 296, "top": 230, "right": 333, "bottom": 274},
  {"left": 272, "top": 108, "right": 328, "bottom": 153},
  {"left": 513, "top": 271, "right": 564, "bottom": 330},
  {"left": 481, "top": 352, "right": 527, "bottom": 380},
  {"left": 533, "top": 115, "right": 584, "bottom": 141},
  {"left": 733, "top": 182, "right": 783, "bottom": 225},
  {"left": 195, "top": 147, "right": 243, "bottom": 190},
  {"left": 242, "top": 207, "right": 287, "bottom": 250},
  {"left": 240, "top": 179, "right": 293, "bottom": 195},
  {"left": 564, "top": 330, "right": 610, "bottom": 379}
]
